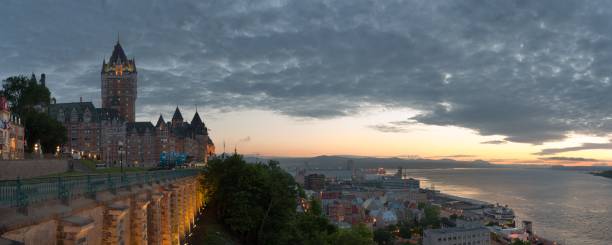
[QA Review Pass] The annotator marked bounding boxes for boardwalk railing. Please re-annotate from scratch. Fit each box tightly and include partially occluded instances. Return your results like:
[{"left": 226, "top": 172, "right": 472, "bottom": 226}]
[{"left": 0, "top": 169, "right": 200, "bottom": 210}]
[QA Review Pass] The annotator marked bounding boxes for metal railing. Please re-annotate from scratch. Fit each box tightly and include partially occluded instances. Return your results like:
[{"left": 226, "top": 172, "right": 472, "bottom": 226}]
[{"left": 0, "top": 169, "right": 200, "bottom": 209}]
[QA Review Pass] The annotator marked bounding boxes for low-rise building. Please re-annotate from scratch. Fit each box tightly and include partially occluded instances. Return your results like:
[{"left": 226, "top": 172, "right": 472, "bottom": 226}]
[
  {"left": 306, "top": 169, "right": 353, "bottom": 182},
  {"left": 382, "top": 176, "right": 420, "bottom": 190},
  {"left": 305, "top": 173, "right": 325, "bottom": 191},
  {"left": 423, "top": 226, "right": 491, "bottom": 245}
]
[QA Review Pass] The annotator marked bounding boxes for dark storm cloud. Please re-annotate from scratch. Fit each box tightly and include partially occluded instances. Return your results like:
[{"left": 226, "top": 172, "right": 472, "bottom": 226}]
[
  {"left": 2, "top": 0, "right": 612, "bottom": 144},
  {"left": 368, "top": 124, "right": 409, "bottom": 133},
  {"left": 534, "top": 141, "right": 612, "bottom": 155},
  {"left": 481, "top": 140, "right": 508, "bottom": 145},
  {"left": 539, "top": 156, "right": 600, "bottom": 162}
]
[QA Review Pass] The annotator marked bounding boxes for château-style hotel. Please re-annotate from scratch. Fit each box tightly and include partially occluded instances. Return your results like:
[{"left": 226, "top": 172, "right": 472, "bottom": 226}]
[{"left": 48, "top": 40, "right": 215, "bottom": 166}]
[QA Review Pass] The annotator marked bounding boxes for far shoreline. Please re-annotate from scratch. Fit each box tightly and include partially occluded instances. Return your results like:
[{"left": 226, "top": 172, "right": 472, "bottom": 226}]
[{"left": 592, "top": 170, "right": 612, "bottom": 179}]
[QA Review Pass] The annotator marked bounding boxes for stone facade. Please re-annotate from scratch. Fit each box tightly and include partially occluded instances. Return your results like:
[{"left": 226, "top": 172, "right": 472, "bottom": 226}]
[
  {"left": 125, "top": 122, "right": 157, "bottom": 166},
  {"left": 147, "top": 194, "right": 163, "bottom": 245},
  {"left": 102, "top": 204, "right": 129, "bottom": 244},
  {"left": 159, "top": 190, "right": 173, "bottom": 244},
  {"left": 130, "top": 195, "right": 150, "bottom": 245},
  {"left": 58, "top": 216, "right": 94, "bottom": 245},
  {"left": 48, "top": 102, "right": 124, "bottom": 160},
  {"left": 100, "top": 109, "right": 126, "bottom": 166}
]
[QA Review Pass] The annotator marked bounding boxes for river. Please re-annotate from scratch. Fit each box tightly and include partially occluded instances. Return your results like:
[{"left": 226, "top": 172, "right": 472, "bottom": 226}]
[{"left": 394, "top": 168, "right": 611, "bottom": 245}]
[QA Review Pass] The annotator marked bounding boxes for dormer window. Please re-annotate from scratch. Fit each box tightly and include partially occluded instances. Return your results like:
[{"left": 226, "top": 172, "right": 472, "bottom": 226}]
[
  {"left": 57, "top": 109, "right": 65, "bottom": 122},
  {"left": 84, "top": 109, "right": 92, "bottom": 123},
  {"left": 70, "top": 108, "right": 78, "bottom": 122},
  {"left": 114, "top": 64, "right": 123, "bottom": 76}
]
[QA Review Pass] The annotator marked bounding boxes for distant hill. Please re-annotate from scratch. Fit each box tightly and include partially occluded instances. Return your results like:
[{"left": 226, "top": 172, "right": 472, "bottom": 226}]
[
  {"left": 244, "top": 155, "right": 493, "bottom": 169},
  {"left": 592, "top": 170, "right": 612, "bottom": 179},
  {"left": 550, "top": 165, "right": 612, "bottom": 172}
]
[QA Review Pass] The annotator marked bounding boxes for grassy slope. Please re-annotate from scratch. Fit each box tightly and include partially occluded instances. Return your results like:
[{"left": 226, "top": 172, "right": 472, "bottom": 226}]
[{"left": 187, "top": 203, "right": 240, "bottom": 245}]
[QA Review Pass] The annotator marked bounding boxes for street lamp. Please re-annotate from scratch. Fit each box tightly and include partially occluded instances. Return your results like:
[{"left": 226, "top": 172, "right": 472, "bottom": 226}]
[{"left": 118, "top": 141, "right": 124, "bottom": 174}]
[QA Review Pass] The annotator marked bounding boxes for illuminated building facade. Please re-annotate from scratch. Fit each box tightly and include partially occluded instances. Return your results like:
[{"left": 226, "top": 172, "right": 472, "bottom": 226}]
[
  {"left": 101, "top": 40, "right": 137, "bottom": 122},
  {"left": 0, "top": 97, "right": 25, "bottom": 160},
  {"left": 48, "top": 101, "right": 124, "bottom": 160},
  {"left": 49, "top": 40, "right": 215, "bottom": 166}
]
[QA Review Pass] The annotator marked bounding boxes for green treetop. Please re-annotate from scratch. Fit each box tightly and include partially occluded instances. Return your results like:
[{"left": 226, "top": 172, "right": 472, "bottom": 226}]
[{"left": 1, "top": 75, "right": 66, "bottom": 153}]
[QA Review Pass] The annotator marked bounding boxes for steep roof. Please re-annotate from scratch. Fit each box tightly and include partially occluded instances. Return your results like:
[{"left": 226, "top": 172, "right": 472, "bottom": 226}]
[
  {"left": 49, "top": 102, "right": 124, "bottom": 123},
  {"left": 172, "top": 107, "right": 183, "bottom": 121},
  {"left": 109, "top": 41, "right": 128, "bottom": 64},
  {"left": 191, "top": 111, "right": 203, "bottom": 126},
  {"left": 96, "top": 108, "right": 123, "bottom": 121},
  {"left": 101, "top": 40, "right": 136, "bottom": 74},
  {"left": 126, "top": 122, "right": 155, "bottom": 136},
  {"left": 155, "top": 114, "right": 165, "bottom": 127}
]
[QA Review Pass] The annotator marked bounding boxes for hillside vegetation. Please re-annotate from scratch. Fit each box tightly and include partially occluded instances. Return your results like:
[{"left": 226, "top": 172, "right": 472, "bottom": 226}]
[{"left": 200, "top": 154, "right": 374, "bottom": 245}]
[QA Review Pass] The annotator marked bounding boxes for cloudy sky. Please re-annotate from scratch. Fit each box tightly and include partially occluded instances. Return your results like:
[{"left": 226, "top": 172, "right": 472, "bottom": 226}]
[{"left": 1, "top": 0, "right": 612, "bottom": 164}]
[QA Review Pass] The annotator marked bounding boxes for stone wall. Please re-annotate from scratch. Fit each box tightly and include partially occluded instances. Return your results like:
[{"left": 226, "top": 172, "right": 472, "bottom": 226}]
[
  {"left": 0, "top": 177, "right": 203, "bottom": 245},
  {"left": 2, "top": 220, "right": 57, "bottom": 244},
  {"left": 0, "top": 159, "right": 69, "bottom": 180}
]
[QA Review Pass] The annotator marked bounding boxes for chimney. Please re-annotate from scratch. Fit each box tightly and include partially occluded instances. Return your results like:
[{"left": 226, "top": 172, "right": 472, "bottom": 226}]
[{"left": 80, "top": 97, "right": 83, "bottom": 103}]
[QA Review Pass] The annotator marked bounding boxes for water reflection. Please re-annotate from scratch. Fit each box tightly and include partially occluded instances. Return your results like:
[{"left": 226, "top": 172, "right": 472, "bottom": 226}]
[{"left": 388, "top": 168, "right": 611, "bottom": 245}]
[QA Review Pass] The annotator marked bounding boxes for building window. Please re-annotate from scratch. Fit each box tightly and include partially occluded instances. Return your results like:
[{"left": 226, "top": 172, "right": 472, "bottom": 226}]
[
  {"left": 84, "top": 109, "right": 91, "bottom": 123},
  {"left": 70, "top": 109, "right": 78, "bottom": 122},
  {"left": 57, "top": 110, "right": 65, "bottom": 122}
]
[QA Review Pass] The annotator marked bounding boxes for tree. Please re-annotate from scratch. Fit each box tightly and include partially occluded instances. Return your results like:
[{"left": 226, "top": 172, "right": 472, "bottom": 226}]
[
  {"left": 201, "top": 154, "right": 377, "bottom": 245},
  {"left": 23, "top": 111, "right": 66, "bottom": 153},
  {"left": 285, "top": 211, "right": 338, "bottom": 245},
  {"left": 328, "top": 224, "right": 374, "bottom": 245},
  {"left": 201, "top": 155, "right": 301, "bottom": 245},
  {"left": 2, "top": 75, "right": 50, "bottom": 115},
  {"left": 510, "top": 239, "right": 531, "bottom": 245},
  {"left": 309, "top": 198, "right": 323, "bottom": 216},
  {"left": 1, "top": 75, "right": 65, "bottom": 152},
  {"left": 373, "top": 228, "right": 394, "bottom": 245},
  {"left": 399, "top": 224, "right": 412, "bottom": 239},
  {"left": 422, "top": 204, "right": 441, "bottom": 228}
]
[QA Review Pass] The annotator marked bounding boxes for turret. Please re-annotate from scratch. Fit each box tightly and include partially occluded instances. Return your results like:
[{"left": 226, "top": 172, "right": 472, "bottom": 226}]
[
  {"left": 40, "top": 73, "right": 46, "bottom": 87},
  {"left": 172, "top": 107, "right": 183, "bottom": 127},
  {"left": 155, "top": 114, "right": 165, "bottom": 129},
  {"left": 191, "top": 110, "right": 206, "bottom": 135}
]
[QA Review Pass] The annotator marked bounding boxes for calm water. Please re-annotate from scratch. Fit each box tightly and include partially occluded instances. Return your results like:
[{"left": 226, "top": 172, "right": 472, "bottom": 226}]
[{"left": 398, "top": 168, "right": 611, "bottom": 245}]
